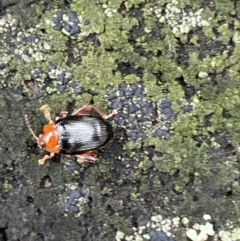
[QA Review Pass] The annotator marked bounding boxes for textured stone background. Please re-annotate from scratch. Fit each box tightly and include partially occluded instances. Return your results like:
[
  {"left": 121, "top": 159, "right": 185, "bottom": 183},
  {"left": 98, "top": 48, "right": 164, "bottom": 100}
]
[{"left": 0, "top": 0, "right": 240, "bottom": 240}]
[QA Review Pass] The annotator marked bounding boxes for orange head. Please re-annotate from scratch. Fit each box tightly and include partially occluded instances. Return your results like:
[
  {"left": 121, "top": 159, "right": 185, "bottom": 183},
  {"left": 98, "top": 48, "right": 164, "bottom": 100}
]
[{"left": 25, "top": 115, "right": 60, "bottom": 153}]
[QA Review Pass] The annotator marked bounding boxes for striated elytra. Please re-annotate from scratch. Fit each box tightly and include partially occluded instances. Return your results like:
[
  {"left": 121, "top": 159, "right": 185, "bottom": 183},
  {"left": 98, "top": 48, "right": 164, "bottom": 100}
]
[{"left": 55, "top": 115, "right": 113, "bottom": 155}]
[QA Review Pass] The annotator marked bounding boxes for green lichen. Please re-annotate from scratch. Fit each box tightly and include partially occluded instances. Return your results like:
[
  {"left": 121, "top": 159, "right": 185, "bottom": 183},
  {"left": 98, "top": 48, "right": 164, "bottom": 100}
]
[{"left": 2, "top": 0, "right": 240, "bottom": 239}]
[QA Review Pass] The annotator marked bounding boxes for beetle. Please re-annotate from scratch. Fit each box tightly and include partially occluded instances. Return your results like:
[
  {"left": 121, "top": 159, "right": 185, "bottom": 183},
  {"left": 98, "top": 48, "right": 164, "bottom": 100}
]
[{"left": 25, "top": 104, "right": 118, "bottom": 165}]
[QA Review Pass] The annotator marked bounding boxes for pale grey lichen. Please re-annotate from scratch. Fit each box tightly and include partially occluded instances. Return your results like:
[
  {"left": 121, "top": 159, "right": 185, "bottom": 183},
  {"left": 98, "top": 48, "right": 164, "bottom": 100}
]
[
  {"left": 151, "top": 0, "right": 210, "bottom": 35},
  {"left": 232, "top": 32, "right": 240, "bottom": 44},
  {"left": 102, "top": 4, "right": 118, "bottom": 18}
]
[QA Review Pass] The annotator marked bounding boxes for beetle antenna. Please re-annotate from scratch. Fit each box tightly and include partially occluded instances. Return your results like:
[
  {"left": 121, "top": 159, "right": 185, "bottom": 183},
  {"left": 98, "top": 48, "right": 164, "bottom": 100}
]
[{"left": 25, "top": 115, "right": 39, "bottom": 141}]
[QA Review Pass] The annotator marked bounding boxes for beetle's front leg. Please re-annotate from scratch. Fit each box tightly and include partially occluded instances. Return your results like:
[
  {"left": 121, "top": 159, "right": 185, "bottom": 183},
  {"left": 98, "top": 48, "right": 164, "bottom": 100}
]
[
  {"left": 40, "top": 105, "right": 52, "bottom": 123},
  {"left": 38, "top": 152, "right": 55, "bottom": 165},
  {"left": 55, "top": 111, "right": 68, "bottom": 121},
  {"left": 74, "top": 151, "right": 98, "bottom": 164}
]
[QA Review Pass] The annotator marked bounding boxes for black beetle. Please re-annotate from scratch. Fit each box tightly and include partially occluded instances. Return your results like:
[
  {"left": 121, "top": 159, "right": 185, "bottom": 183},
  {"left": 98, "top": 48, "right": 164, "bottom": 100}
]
[{"left": 25, "top": 104, "right": 118, "bottom": 165}]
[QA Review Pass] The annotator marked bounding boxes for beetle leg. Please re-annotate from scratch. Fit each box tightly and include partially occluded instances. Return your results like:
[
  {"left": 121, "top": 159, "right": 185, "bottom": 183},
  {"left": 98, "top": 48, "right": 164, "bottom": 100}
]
[
  {"left": 40, "top": 105, "right": 52, "bottom": 123},
  {"left": 88, "top": 105, "right": 118, "bottom": 119},
  {"left": 72, "top": 105, "right": 92, "bottom": 115},
  {"left": 38, "top": 152, "right": 55, "bottom": 165},
  {"left": 75, "top": 151, "right": 98, "bottom": 164},
  {"left": 60, "top": 111, "right": 68, "bottom": 117},
  {"left": 55, "top": 111, "right": 68, "bottom": 121},
  {"left": 73, "top": 104, "right": 118, "bottom": 119}
]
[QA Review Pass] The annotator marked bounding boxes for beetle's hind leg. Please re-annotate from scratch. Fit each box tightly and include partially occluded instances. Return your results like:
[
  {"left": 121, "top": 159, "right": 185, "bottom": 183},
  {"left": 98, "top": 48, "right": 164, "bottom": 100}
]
[
  {"left": 72, "top": 105, "right": 92, "bottom": 116},
  {"left": 89, "top": 105, "right": 118, "bottom": 119},
  {"left": 74, "top": 151, "right": 98, "bottom": 164},
  {"left": 73, "top": 104, "right": 118, "bottom": 119}
]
